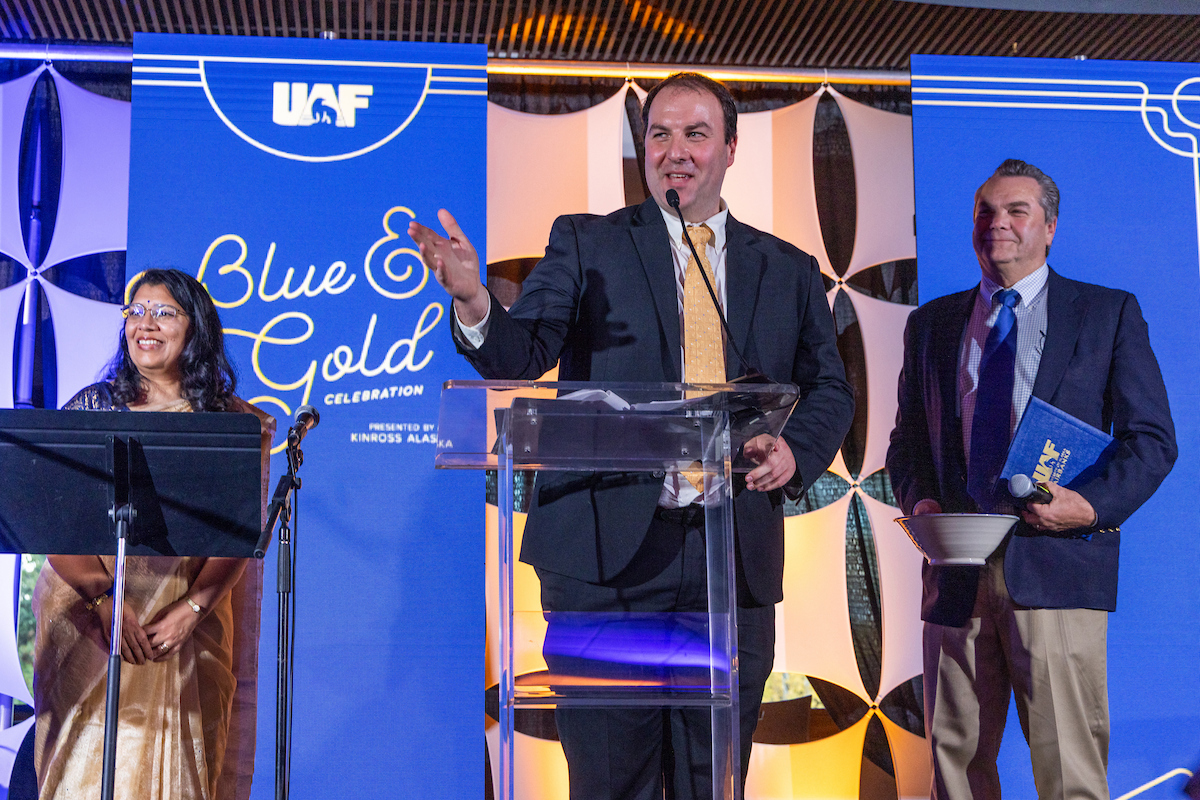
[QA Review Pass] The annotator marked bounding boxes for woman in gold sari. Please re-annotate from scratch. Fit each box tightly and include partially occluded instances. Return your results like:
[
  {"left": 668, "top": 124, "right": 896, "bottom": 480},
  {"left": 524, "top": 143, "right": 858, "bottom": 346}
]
[{"left": 33, "top": 269, "right": 273, "bottom": 800}]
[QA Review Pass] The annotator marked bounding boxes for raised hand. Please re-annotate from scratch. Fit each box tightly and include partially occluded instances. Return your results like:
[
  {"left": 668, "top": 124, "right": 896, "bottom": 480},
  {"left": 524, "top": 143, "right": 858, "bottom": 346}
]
[{"left": 408, "top": 209, "right": 490, "bottom": 326}]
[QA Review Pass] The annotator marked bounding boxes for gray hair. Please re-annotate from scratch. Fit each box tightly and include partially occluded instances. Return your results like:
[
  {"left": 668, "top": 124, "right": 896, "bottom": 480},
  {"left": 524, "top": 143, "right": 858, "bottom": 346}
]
[{"left": 984, "top": 158, "right": 1060, "bottom": 225}]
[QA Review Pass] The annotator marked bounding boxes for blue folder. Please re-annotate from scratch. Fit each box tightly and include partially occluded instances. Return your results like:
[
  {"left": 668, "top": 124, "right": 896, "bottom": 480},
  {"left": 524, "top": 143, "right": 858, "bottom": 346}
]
[{"left": 1000, "top": 397, "right": 1118, "bottom": 489}]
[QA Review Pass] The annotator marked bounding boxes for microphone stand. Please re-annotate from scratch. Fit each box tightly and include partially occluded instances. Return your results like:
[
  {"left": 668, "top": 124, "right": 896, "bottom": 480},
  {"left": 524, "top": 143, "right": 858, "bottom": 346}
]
[
  {"left": 256, "top": 428, "right": 306, "bottom": 800},
  {"left": 99, "top": 435, "right": 135, "bottom": 800}
]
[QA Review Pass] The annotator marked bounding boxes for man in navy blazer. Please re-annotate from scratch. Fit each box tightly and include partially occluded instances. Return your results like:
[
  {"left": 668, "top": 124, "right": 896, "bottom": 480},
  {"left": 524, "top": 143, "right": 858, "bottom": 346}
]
[
  {"left": 887, "top": 160, "right": 1176, "bottom": 800},
  {"left": 411, "top": 73, "right": 853, "bottom": 799}
]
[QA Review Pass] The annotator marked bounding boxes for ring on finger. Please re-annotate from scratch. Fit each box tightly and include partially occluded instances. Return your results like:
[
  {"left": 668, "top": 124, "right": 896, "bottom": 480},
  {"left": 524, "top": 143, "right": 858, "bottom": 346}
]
[{"left": 159, "top": 642, "right": 170, "bottom": 651}]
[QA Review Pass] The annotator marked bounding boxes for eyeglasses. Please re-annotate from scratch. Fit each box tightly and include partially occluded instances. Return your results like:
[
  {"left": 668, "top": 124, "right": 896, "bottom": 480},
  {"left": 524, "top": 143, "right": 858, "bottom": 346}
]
[{"left": 122, "top": 303, "right": 186, "bottom": 321}]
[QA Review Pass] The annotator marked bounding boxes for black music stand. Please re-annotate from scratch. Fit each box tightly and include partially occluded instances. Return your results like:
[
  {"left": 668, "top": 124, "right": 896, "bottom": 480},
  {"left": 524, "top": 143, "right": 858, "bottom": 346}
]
[{"left": 0, "top": 409, "right": 262, "bottom": 800}]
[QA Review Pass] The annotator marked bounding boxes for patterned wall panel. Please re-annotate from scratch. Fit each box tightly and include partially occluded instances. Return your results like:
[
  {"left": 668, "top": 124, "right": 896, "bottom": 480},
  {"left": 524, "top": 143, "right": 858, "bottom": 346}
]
[
  {"left": 38, "top": 70, "right": 128, "bottom": 268},
  {"left": 1, "top": 65, "right": 129, "bottom": 407},
  {"left": 0, "top": 70, "right": 43, "bottom": 273},
  {"left": 862, "top": 493, "right": 924, "bottom": 705},
  {"left": 487, "top": 86, "right": 629, "bottom": 265},
  {"left": 0, "top": 555, "right": 31, "bottom": 709},
  {"left": 1, "top": 61, "right": 925, "bottom": 798},
  {"left": 846, "top": 294, "right": 913, "bottom": 485},
  {"left": 483, "top": 79, "right": 926, "bottom": 799},
  {"left": 0, "top": 66, "right": 131, "bottom": 792},
  {"left": 0, "top": 283, "right": 23, "bottom": 408},
  {"left": 834, "top": 92, "right": 916, "bottom": 279},
  {"left": 776, "top": 496, "right": 868, "bottom": 700},
  {"left": 767, "top": 93, "right": 828, "bottom": 272},
  {"left": 720, "top": 107, "right": 774, "bottom": 235},
  {"left": 745, "top": 713, "right": 870, "bottom": 799}
]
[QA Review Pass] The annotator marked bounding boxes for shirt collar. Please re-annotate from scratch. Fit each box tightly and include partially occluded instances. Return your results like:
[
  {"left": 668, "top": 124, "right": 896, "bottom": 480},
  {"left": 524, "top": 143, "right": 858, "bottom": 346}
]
[
  {"left": 659, "top": 202, "right": 729, "bottom": 253},
  {"left": 979, "top": 263, "right": 1048, "bottom": 309}
]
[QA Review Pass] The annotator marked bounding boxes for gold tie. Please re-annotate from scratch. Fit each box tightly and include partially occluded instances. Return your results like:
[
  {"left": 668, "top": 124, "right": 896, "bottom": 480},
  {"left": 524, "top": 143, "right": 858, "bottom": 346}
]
[
  {"left": 682, "top": 224, "right": 724, "bottom": 492},
  {"left": 683, "top": 224, "right": 725, "bottom": 385}
]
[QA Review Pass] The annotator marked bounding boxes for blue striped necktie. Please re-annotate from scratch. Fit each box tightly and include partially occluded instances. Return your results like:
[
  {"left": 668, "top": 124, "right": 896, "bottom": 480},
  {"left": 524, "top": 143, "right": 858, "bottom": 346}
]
[{"left": 968, "top": 288, "right": 1020, "bottom": 511}]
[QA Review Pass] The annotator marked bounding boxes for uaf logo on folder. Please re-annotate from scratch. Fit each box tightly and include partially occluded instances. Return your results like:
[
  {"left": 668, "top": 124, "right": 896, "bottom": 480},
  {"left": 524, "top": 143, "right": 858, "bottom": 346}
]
[{"left": 1001, "top": 397, "right": 1117, "bottom": 490}]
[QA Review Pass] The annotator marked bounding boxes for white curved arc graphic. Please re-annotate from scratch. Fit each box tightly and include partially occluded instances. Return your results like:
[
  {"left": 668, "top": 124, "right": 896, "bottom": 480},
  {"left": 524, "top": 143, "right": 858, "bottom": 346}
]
[
  {"left": 917, "top": 73, "right": 1173, "bottom": 88},
  {"left": 1113, "top": 768, "right": 1194, "bottom": 800},
  {"left": 1171, "top": 78, "right": 1200, "bottom": 129},
  {"left": 911, "top": 75, "right": 1198, "bottom": 158},
  {"left": 197, "top": 61, "right": 432, "bottom": 163},
  {"left": 913, "top": 71, "right": 1200, "bottom": 287},
  {"left": 917, "top": 86, "right": 1200, "bottom": 102},
  {"left": 1140, "top": 103, "right": 1199, "bottom": 157},
  {"left": 912, "top": 73, "right": 1199, "bottom": 159},
  {"left": 143, "top": 53, "right": 484, "bottom": 70}
]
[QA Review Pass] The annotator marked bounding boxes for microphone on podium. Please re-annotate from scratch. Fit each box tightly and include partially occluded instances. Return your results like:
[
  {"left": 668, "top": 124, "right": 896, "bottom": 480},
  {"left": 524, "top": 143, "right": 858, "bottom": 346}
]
[{"left": 664, "top": 189, "right": 768, "bottom": 383}]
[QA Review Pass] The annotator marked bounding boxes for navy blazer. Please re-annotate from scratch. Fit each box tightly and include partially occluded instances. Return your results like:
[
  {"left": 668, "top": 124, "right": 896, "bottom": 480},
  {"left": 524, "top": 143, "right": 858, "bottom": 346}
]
[
  {"left": 462, "top": 198, "right": 854, "bottom": 606},
  {"left": 886, "top": 268, "right": 1177, "bottom": 626}
]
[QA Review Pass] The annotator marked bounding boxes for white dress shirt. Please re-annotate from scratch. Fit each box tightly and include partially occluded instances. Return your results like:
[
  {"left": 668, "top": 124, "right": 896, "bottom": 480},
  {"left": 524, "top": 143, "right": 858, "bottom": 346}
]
[
  {"left": 454, "top": 202, "right": 733, "bottom": 509},
  {"left": 958, "top": 263, "right": 1050, "bottom": 462}
]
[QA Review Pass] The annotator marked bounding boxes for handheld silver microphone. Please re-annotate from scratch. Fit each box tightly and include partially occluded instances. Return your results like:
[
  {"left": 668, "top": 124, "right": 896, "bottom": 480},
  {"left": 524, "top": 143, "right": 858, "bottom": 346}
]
[{"left": 1008, "top": 474, "right": 1052, "bottom": 505}]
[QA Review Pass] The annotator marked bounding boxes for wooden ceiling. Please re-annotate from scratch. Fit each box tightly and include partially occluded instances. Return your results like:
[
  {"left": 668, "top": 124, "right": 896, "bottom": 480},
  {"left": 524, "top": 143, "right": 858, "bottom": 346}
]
[{"left": 1, "top": 0, "right": 1197, "bottom": 70}]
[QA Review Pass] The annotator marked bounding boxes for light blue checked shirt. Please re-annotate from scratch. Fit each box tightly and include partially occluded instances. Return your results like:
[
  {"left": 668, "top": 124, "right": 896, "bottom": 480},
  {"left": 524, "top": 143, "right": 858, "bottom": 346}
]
[{"left": 959, "top": 264, "right": 1050, "bottom": 462}]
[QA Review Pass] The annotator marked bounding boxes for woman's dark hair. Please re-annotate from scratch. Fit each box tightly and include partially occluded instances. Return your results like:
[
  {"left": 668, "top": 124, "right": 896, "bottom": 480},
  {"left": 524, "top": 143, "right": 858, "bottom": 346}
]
[{"left": 107, "top": 269, "right": 237, "bottom": 411}]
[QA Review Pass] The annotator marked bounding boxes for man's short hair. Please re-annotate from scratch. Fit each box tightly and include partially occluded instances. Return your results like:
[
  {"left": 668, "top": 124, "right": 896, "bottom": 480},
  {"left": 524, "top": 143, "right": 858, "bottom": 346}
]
[
  {"left": 641, "top": 72, "right": 738, "bottom": 145},
  {"left": 985, "top": 158, "right": 1060, "bottom": 225}
]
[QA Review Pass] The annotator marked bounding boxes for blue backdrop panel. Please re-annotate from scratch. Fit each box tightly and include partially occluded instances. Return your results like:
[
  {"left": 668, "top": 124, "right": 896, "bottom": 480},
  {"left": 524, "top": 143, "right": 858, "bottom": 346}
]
[
  {"left": 127, "top": 34, "right": 486, "bottom": 799},
  {"left": 912, "top": 54, "right": 1200, "bottom": 797}
]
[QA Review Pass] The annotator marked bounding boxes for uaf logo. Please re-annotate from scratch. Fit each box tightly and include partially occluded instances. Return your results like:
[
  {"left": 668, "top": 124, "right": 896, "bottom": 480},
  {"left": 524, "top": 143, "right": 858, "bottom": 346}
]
[
  {"left": 191, "top": 57, "right": 447, "bottom": 162},
  {"left": 273, "top": 82, "right": 374, "bottom": 128}
]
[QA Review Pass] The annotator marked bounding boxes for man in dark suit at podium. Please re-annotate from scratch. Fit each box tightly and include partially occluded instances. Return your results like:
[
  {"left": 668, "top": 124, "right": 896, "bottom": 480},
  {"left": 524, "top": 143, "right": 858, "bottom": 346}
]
[
  {"left": 410, "top": 73, "right": 852, "bottom": 799},
  {"left": 887, "top": 159, "right": 1177, "bottom": 800}
]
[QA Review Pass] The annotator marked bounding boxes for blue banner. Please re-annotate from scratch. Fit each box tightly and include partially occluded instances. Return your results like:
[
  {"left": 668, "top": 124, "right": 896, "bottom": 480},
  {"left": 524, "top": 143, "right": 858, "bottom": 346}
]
[
  {"left": 912, "top": 55, "right": 1200, "bottom": 797},
  {"left": 128, "top": 34, "right": 486, "bottom": 798}
]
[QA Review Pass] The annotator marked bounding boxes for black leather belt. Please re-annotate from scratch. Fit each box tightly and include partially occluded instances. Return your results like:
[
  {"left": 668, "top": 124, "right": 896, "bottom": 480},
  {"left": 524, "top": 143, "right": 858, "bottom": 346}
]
[{"left": 653, "top": 503, "right": 707, "bottom": 528}]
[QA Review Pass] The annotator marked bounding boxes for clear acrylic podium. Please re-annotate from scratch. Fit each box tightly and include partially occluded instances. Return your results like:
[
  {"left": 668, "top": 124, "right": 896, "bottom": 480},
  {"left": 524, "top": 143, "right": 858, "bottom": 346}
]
[{"left": 435, "top": 381, "right": 799, "bottom": 800}]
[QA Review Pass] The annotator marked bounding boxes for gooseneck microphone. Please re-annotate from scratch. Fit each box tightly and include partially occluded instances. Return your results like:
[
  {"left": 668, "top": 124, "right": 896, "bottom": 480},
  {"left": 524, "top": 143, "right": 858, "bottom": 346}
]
[
  {"left": 665, "top": 189, "right": 766, "bottom": 383},
  {"left": 1008, "top": 473, "right": 1053, "bottom": 505},
  {"left": 287, "top": 405, "right": 320, "bottom": 447}
]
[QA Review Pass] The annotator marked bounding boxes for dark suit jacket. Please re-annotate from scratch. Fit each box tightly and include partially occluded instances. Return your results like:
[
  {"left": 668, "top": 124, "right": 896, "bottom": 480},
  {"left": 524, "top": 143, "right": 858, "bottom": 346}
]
[
  {"left": 461, "top": 198, "right": 854, "bottom": 606},
  {"left": 886, "top": 268, "right": 1177, "bottom": 626}
]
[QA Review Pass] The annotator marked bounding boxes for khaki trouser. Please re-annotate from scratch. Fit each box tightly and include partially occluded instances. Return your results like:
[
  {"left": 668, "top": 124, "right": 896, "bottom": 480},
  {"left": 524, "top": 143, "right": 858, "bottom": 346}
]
[{"left": 924, "top": 555, "right": 1110, "bottom": 800}]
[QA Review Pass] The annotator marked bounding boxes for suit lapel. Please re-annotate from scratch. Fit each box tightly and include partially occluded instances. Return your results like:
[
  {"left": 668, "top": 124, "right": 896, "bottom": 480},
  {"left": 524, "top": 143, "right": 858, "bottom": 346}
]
[
  {"left": 631, "top": 199, "right": 682, "bottom": 379},
  {"left": 724, "top": 215, "right": 765, "bottom": 379},
  {"left": 936, "top": 287, "right": 976, "bottom": 488},
  {"left": 1031, "top": 268, "right": 1081, "bottom": 401}
]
